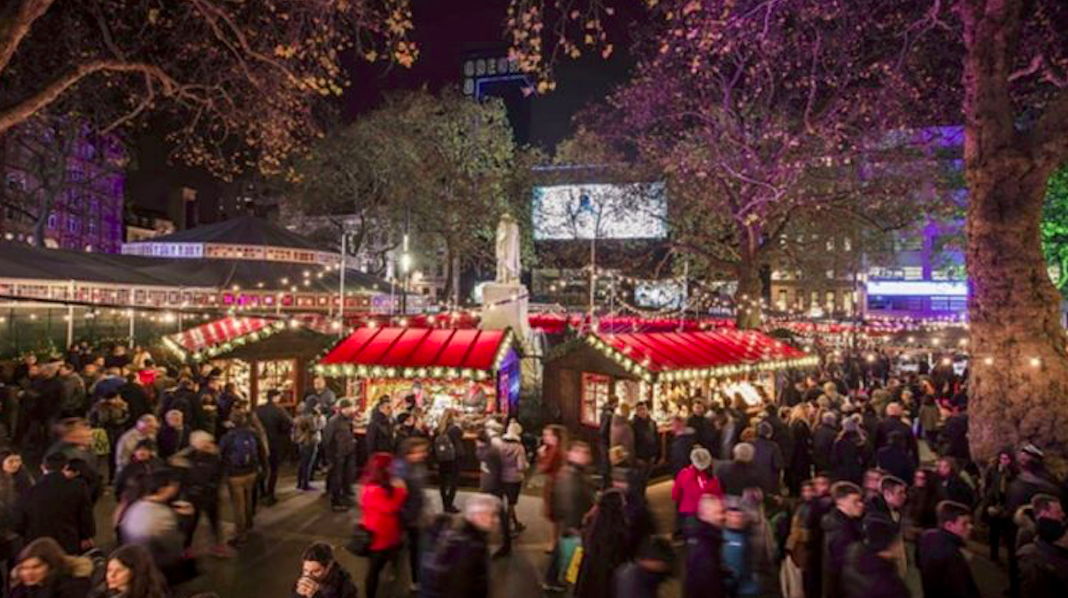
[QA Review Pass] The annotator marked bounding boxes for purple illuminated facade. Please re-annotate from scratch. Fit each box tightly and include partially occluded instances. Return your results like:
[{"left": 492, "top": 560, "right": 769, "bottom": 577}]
[{"left": 0, "top": 121, "right": 126, "bottom": 253}]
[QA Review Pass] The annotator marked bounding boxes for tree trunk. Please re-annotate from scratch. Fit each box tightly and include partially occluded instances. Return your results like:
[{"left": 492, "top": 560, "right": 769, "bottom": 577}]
[
  {"left": 963, "top": 0, "right": 1068, "bottom": 471},
  {"left": 966, "top": 164, "right": 1068, "bottom": 469},
  {"left": 734, "top": 263, "right": 763, "bottom": 329}
]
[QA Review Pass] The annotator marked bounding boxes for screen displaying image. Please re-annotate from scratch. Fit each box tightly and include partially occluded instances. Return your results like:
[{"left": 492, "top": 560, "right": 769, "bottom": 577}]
[
  {"left": 532, "top": 183, "right": 667, "bottom": 240},
  {"left": 634, "top": 281, "right": 685, "bottom": 309}
]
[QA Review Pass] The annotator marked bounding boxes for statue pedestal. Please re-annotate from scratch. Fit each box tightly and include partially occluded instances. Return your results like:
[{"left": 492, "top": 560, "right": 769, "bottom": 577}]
[{"left": 481, "top": 282, "right": 531, "bottom": 345}]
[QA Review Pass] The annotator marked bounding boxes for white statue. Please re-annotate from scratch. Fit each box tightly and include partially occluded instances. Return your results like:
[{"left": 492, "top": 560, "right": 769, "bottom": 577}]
[{"left": 495, "top": 212, "right": 521, "bottom": 284}]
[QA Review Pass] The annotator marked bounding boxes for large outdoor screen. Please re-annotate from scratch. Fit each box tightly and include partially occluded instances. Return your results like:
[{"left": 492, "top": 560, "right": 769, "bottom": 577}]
[{"left": 532, "top": 183, "right": 667, "bottom": 240}]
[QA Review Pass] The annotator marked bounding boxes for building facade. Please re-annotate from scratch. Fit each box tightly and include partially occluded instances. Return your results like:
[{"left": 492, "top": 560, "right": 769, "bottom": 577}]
[{"left": 0, "top": 120, "right": 126, "bottom": 253}]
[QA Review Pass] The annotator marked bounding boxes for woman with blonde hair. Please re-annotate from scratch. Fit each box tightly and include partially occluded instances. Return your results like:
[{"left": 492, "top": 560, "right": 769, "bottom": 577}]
[{"left": 786, "top": 404, "right": 814, "bottom": 496}]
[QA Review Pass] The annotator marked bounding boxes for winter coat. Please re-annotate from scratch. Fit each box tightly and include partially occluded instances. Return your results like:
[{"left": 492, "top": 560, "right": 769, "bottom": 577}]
[
  {"left": 841, "top": 543, "right": 910, "bottom": 598},
  {"left": 1006, "top": 470, "right": 1063, "bottom": 515},
  {"left": 365, "top": 409, "right": 394, "bottom": 456},
  {"left": 632, "top": 416, "right": 660, "bottom": 462},
  {"left": 8, "top": 569, "right": 93, "bottom": 598},
  {"left": 915, "top": 528, "right": 980, "bottom": 598},
  {"left": 669, "top": 429, "right": 697, "bottom": 477},
  {"left": 422, "top": 519, "right": 490, "bottom": 598},
  {"left": 875, "top": 445, "right": 916, "bottom": 486},
  {"left": 723, "top": 527, "right": 759, "bottom": 597},
  {"left": 812, "top": 424, "right": 837, "bottom": 473},
  {"left": 322, "top": 414, "right": 356, "bottom": 461},
  {"left": 290, "top": 561, "right": 358, "bottom": 598},
  {"left": 672, "top": 466, "right": 724, "bottom": 515},
  {"left": 169, "top": 447, "right": 223, "bottom": 507},
  {"left": 360, "top": 482, "right": 408, "bottom": 551},
  {"left": 940, "top": 414, "right": 970, "bottom": 462},
  {"left": 687, "top": 415, "right": 719, "bottom": 458},
  {"left": 15, "top": 472, "right": 95, "bottom": 555},
  {"left": 476, "top": 439, "right": 504, "bottom": 496},
  {"left": 1018, "top": 538, "right": 1068, "bottom": 598},
  {"left": 219, "top": 426, "right": 263, "bottom": 477},
  {"left": 117, "top": 381, "right": 151, "bottom": 423},
  {"left": 939, "top": 473, "right": 976, "bottom": 507},
  {"left": 788, "top": 420, "right": 814, "bottom": 479},
  {"left": 751, "top": 437, "right": 784, "bottom": 496},
  {"left": 716, "top": 460, "right": 762, "bottom": 497},
  {"left": 821, "top": 508, "right": 864, "bottom": 598},
  {"left": 874, "top": 417, "right": 918, "bottom": 464},
  {"left": 292, "top": 413, "right": 321, "bottom": 447},
  {"left": 553, "top": 463, "right": 594, "bottom": 533},
  {"left": 684, "top": 521, "right": 727, "bottom": 598},
  {"left": 537, "top": 444, "right": 564, "bottom": 521},
  {"left": 831, "top": 432, "right": 868, "bottom": 484},
  {"left": 156, "top": 424, "right": 189, "bottom": 459},
  {"left": 391, "top": 458, "right": 427, "bottom": 527},
  {"left": 255, "top": 402, "right": 294, "bottom": 451},
  {"left": 499, "top": 439, "right": 529, "bottom": 483},
  {"left": 114, "top": 456, "right": 164, "bottom": 505}
]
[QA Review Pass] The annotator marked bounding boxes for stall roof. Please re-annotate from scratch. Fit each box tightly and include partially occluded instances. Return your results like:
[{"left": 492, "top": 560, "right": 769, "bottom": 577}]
[
  {"left": 133, "top": 216, "right": 324, "bottom": 250},
  {"left": 582, "top": 330, "right": 816, "bottom": 381},
  {"left": 164, "top": 315, "right": 333, "bottom": 361},
  {"left": 317, "top": 327, "right": 514, "bottom": 378}
]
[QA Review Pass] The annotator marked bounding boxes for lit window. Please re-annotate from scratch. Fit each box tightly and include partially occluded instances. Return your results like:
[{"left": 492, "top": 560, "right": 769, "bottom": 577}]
[
  {"left": 826, "top": 269, "right": 835, "bottom": 280},
  {"left": 843, "top": 238, "right": 852, "bottom": 251},
  {"left": 825, "top": 291, "right": 836, "bottom": 311},
  {"left": 777, "top": 290, "right": 788, "bottom": 311},
  {"left": 826, "top": 237, "right": 835, "bottom": 251},
  {"left": 581, "top": 373, "right": 611, "bottom": 427},
  {"left": 903, "top": 267, "right": 923, "bottom": 280}
]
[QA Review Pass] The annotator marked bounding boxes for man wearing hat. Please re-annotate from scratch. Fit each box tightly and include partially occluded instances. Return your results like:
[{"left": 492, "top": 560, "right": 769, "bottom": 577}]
[{"left": 1005, "top": 443, "right": 1064, "bottom": 597}]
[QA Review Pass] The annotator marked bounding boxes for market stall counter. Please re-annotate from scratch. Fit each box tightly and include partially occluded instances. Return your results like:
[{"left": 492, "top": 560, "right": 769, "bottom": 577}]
[
  {"left": 315, "top": 325, "right": 520, "bottom": 475},
  {"left": 544, "top": 329, "right": 817, "bottom": 468}
]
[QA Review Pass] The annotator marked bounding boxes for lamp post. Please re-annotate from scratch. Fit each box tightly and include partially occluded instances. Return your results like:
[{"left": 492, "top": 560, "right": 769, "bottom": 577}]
[{"left": 401, "top": 232, "right": 412, "bottom": 316}]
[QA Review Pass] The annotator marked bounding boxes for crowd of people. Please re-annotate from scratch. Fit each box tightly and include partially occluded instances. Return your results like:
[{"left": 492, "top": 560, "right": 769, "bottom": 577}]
[{"left": 2, "top": 341, "right": 1068, "bottom": 598}]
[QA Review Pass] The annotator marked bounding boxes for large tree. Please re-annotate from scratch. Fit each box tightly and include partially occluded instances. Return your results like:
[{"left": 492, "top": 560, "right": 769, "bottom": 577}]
[
  {"left": 579, "top": 2, "right": 940, "bottom": 328},
  {"left": 0, "top": 0, "right": 415, "bottom": 178}
]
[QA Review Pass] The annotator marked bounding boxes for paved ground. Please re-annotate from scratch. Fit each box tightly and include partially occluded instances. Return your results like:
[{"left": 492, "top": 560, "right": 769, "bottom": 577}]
[{"left": 88, "top": 467, "right": 1009, "bottom": 598}]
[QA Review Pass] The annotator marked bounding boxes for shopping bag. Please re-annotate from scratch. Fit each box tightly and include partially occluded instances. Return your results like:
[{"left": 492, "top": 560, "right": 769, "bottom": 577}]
[
  {"left": 565, "top": 545, "right": 584, "bottom": 585},
  {"left": 556, "top": 535, "right": 581, "bottom": 583},
  {"left": 779, "top": 554, "right": 804, "bottom": 598}
]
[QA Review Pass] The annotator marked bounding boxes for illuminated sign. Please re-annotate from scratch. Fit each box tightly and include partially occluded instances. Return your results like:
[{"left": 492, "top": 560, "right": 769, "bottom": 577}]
[
  {"left": 865, "top": 281, "right": 967, "bottom": 297},
  {"left": 532, "top": 183, "right": 667, "bottom": 240}
]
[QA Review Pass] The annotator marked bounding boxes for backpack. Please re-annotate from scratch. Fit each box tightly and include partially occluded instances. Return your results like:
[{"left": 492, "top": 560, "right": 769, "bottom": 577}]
[
  {"left": 226, "top": 429, "right": 258, "bottom": 471},
  {"left": 434, "top": 432, "right": 456, "bottom": 462}
]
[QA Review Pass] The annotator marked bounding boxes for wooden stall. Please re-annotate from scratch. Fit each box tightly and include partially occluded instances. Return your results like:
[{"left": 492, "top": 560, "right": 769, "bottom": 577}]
[
  {"left": 164, "top": 316, "right": 335, "bottom": 409},
  {"left": 544, "top": 330, "right": 817, "bottom": 461}
]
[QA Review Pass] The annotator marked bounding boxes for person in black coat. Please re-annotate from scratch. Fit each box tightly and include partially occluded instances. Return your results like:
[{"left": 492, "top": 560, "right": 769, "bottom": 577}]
[
  {"left": 936, "top": 457, "right": 976, "bottom": 507},
  {"left": 822, "top": 482, "right": 865, "bottom": 598},
  {"left": 786, "top": 407, "right": 814, "bottom": 496},
  {"left": 255, "top": 389, "right": 294, "bottom": 505},
  {"left": 293, "top": 542, "right": 358, "bottom": 598},
  {"left": 687, "top": 400, "right": 719, "bottom": 458},
  {"left": 322, "top": 401, "right": 357, "bottom": 511},
  {"left": 421, "top": 496, "right": 494, "bottom": 598},
  {"left": 365, "top": 398, "right": 395, "bottom": 456},
  {"left": 684, "top": 496, "right": 726, "bottom": 598},
  {"left": 669, "top": 417, "right": 697, "bottom": 477},
  {"left": 873, "top": 403, "right": 918, "bottom": 465},
  {"left": 812, "top": 413, "right": 838, "bottom": 474},
  {"left": 831, "top": 419, "right": 869, "bottom": 485},
  {"left": 118, "top": 375, "right": 152, "bottom": 423},
  {"left": 875, "top": 431, "right": 916, "bottom": 487},
  {"left": 716, "top": 442, "right": 762, "bottom": 497},
  {"left": 15, "top": 453, "right": 95, "bottom": 556},
  {"left": 631, "top": 402, "right": 660, "bottom": 493},
  {"left": 803, "top": 475, "right": 834, "bottom": 598},
  {"left": 616, "top": 538, "right": 675, "bottom": 598},
  {"left": 916, "top": 501, "right": 980, "bottom": 598},
  {"left": 939, "top": 405, "right": 971, "bottom": 464},
  {"left": 1018, "top": 518, "right": 1068, "bottom": 598},
  {"left": 842, "top": 517, "right": 910, "bottom": 598}
]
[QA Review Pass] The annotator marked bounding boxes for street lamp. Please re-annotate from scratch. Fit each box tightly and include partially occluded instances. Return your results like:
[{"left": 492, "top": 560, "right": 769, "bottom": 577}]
[{"left": 400, "top": 232, "right": 412, "bottom": 315}]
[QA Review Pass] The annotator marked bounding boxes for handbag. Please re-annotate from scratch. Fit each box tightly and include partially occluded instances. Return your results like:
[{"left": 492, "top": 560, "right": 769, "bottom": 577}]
[
  {"left": 555, "top": 535, "right": 581, "bottom": 584},
  {"left": 345, "top": 525, "right": 373, "bottom": 557}
]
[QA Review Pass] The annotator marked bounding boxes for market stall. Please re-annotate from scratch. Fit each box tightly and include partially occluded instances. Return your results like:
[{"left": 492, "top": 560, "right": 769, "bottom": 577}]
[
  {"left": 544, "top": 329, "right": 817, "bottom": 460},
  {"left": 163, "top": 316, "right": 335, "bottom": 409},
  {"left": 315, "top": 326, "right": 519, "bottom": 427}
]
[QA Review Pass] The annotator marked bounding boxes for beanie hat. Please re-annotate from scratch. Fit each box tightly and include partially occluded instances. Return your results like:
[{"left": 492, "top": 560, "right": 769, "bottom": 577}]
[
  {"left": 690, "top": 447, "right": 713, "bottom": 471},
  {"left": 863, "top": 516, "right": 900, "bottom": 552}
]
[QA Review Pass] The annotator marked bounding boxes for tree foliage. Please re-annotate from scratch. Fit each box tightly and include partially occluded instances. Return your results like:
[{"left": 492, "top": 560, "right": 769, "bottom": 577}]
[
  {"left": 1042, "top": 164, "right": 1068, "bottom": 292},
  {"left": 0, "top": 0, "right": 416, "bottom": 179},
  {"left": 290, "top": 88, "right": 531, "bottom": 303}
]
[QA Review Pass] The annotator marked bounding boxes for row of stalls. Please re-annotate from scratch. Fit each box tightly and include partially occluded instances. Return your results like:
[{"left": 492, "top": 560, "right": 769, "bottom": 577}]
[{"left": 164, "top": 315, "right": 816, "bottom": 467}]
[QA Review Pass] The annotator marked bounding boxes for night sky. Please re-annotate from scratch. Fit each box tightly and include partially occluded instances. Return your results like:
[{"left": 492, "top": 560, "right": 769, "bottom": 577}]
[{"left": 127, "top": 0, "right": 639, "bottom": 215}]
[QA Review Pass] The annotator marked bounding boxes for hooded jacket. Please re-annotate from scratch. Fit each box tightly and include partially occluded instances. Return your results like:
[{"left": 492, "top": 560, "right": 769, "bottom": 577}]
[
  {"left": 821, "top": 508, "right": 864, "bottom": 598},
  {"left": 915, "top": 528, "right": 980, "bottom": 598},
  {"left": 1018, "top": 537, "right": 1068, "bottom": 598},
  {"left": 841, "top": 543, "right": 909, "bottom": 598}
]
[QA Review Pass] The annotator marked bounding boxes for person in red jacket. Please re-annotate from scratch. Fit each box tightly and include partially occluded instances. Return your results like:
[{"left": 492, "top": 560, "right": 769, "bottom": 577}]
[
  {"left": 359, "top": 452, "right": 408, "bottom": 598},
  {"left": 671, "top": 447, "right": 724, "bottom": 538}
]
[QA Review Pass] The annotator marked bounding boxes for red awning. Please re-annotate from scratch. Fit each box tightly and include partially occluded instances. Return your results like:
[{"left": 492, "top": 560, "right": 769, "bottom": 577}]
[
  {"left": 585, "top": 330, "right": 814, "bottom": 380},
  {"left": 169, "top": 316, "right": 275, "bottom": 354},
  {"left": 320, "top": 327, "right": 513, "bottom": 373}
]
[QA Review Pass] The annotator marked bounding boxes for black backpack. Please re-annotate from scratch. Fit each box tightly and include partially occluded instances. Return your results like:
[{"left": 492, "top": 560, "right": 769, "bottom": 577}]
[
  {"left": 434, "top": 432, "right": 456, "bottom": 462},
  {"left": 226, "top": 429, "right": 258, "bottom": 471}
]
